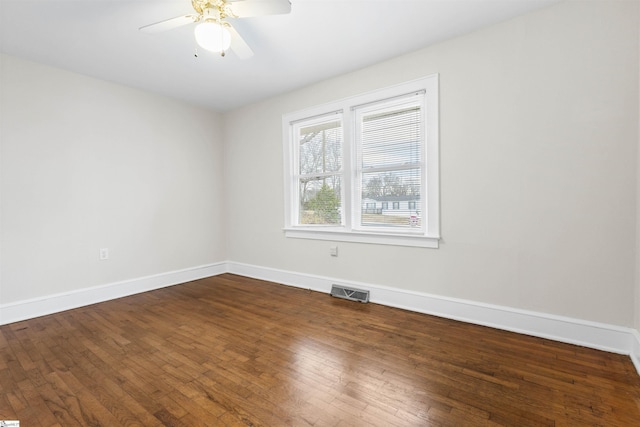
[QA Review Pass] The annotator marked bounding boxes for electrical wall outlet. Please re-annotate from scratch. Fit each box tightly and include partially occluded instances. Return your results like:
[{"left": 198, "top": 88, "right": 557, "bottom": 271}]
[
  {"left": 330, "top": 246, "right": 338, "bottom": 257},
  {"left": 99, "top": 248, "right": 109, "bottom": 260}
]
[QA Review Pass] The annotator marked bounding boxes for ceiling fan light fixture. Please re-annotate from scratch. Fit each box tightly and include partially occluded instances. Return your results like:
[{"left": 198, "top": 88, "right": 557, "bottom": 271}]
[{"left": 194, "top": 21, "right": 231, "bottom": 53}]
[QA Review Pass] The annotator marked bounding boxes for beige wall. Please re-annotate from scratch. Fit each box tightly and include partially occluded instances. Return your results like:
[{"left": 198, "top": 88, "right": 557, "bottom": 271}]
[
  {"left": 0, "top": 54, "right": 226, "bottom": 304},
  {"left": 223, "top": 0, "right": 639, "bottom": 327}
]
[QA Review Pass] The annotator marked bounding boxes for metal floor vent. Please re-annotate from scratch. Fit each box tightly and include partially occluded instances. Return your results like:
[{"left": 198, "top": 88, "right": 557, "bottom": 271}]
[{"left": 330, "top": 285, "right": 370, "bottom": 303}]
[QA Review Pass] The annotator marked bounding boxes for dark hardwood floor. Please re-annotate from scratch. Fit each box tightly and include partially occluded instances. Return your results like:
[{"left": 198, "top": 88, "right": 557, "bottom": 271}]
[{"left": 1, "top": 273, "right": 639, "bottom": 426}]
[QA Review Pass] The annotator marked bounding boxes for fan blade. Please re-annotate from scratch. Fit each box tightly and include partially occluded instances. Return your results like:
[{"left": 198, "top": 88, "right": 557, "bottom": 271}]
[
  {"left": 229, "top": 0, "right": 291, "bottom": 18},
  {"left": 227, "top": 24, "right": 254, "bottom": 59},
  {"left": 139, "top": 15, "right": 197, "bottom": 33}
]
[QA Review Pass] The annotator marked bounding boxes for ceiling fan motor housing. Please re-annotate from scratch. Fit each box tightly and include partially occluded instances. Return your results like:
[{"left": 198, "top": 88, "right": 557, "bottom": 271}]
[{"left": 192, "top": 0, "right": 235, "bottom": 18}]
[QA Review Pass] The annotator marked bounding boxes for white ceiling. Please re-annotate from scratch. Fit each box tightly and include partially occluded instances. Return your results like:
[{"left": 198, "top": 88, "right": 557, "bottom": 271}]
[{"left": 0, "top": 0, "right": 559, "bottom": 112}]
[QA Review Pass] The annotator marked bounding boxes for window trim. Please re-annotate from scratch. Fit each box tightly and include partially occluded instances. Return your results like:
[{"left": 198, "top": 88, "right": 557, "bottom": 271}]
[{"left": 282, "top": 75, "right": 440, "bottom": 248}]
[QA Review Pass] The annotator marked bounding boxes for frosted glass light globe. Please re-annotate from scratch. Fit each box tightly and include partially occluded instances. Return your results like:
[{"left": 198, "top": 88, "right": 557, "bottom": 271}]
[{"left": 194, "top": 21, "right": 231, "bottom": 53}]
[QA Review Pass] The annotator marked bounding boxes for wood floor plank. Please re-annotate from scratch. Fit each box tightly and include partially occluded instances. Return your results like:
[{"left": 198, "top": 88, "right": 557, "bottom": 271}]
[{"left": 1, "top": 273, "right": 639, "bottom": 426}]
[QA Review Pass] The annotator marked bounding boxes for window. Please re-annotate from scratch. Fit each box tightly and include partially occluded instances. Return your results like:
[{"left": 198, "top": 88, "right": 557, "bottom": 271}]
[
  {"left": 295, "top": 117, "right": 343, "bottom": 225},
  {"left": 283, "top": 75, "right": 439, "bottom": 248}
]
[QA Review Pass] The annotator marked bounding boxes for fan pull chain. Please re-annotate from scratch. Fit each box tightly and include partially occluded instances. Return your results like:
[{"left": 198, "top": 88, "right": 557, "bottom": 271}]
[{"left": 220, "top": 24, "right": 226, "bottom": 57}]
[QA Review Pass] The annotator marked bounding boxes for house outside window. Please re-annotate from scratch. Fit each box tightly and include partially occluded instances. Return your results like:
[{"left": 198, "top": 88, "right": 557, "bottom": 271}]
[{"left": 283, "top": 76, "right": 440, "bottom": 248}]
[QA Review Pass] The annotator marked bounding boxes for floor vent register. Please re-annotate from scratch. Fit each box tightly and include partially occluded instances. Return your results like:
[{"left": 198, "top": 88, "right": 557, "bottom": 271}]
[{"left": 330, "top": 285, "right": 370, "bottom": 303}]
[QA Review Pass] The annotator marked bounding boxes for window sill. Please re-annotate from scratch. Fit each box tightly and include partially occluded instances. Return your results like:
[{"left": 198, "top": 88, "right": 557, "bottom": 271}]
[{"left": 283, "top": 228, "right": 440, "bottom": 248}]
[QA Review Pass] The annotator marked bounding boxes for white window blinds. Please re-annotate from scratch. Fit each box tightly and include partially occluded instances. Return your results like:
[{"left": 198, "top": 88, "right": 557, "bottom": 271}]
[{"left": 355, "top": 94, "right": 424, "bottom": 230}]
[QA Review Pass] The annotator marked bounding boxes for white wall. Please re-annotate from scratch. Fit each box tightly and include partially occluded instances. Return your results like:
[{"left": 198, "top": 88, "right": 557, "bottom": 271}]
[
  {"left": 223, "top": 0, "right": 639, "bottom": 327},
  {"left": 0, "top": 54, "right": 225, "bottom": 305}
]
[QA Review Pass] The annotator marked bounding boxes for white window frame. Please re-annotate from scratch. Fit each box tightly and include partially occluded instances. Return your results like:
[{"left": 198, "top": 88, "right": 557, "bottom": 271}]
[{"left": 282, "top": 75, "right": 440, "bottom": 248}]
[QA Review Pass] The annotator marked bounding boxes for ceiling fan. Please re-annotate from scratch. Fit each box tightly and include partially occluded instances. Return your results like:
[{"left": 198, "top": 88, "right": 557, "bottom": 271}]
[{"left": 139, "top": 0, "right": 292, "bottom": 59}]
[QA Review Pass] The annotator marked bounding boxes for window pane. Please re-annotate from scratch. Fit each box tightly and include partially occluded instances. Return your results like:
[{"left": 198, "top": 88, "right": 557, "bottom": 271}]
[
  {"left": 361, "top": 169, "right": 421, "bottom": 228},
  {"left": 299, "top": 120, "right": 342, "bottom": 175},
  {"left": 299, "top": 176, "right": 342, "bottom": 225},
  {"left": 361, "top": 106, "right": 421, "bottom": 170}
]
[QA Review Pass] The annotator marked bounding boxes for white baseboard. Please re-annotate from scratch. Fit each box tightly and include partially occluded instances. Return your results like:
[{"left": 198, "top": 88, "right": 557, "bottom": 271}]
[
  {"left": 2, "top": 260, "right": 639, "bottom": 377},
  {"left": 227, "top": 261, "right": 640, "bottom": 375},
  {"left": 631, "top": 330, "right": 640, "bottom": 375},
  {"left": 0, "top": 262, "right": 227, "bottom": 325}
]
